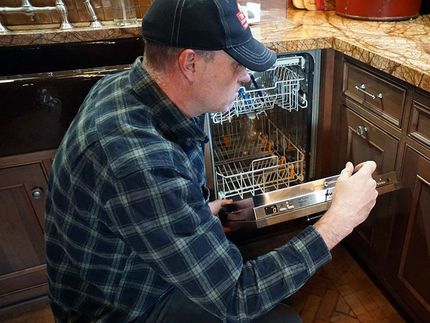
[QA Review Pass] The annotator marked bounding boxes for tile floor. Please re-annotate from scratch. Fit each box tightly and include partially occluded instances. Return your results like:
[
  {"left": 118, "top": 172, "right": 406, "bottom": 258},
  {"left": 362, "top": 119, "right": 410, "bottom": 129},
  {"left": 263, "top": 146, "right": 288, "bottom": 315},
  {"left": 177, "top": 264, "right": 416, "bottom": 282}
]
[{"left": 285, "top": 246, "right": 405, "bottom": 322}]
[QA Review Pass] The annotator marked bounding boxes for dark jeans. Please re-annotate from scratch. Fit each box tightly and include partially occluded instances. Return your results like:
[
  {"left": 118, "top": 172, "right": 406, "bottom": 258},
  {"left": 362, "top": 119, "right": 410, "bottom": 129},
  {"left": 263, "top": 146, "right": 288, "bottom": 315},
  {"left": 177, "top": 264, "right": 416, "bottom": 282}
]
[{"left": 138, "top": 288, "right": 302, "bottom": 323}]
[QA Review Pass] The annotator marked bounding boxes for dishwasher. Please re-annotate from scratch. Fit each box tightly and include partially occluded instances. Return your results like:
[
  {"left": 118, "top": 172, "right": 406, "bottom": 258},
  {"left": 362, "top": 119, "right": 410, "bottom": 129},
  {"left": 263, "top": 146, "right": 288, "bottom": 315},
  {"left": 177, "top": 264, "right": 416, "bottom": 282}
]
[
  {"left": 207, "top": 53, "right": 315, "bottom": 199},
  {"left": 206, "top": 52, "right": 321, "bottom": 230},
  {"left": 205, "top": 52, "right": 399, "bottom": 233}
]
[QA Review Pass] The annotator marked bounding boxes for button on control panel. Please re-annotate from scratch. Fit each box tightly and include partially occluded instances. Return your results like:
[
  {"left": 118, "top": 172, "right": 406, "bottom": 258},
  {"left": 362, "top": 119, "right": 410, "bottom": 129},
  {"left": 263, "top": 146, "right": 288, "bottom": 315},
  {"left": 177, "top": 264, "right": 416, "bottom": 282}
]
[
  {"left": 264, "top": 201, "right": 295, "bottom": 216},
  {"left": 262, "top": 194, "right": 325, "bottom": 217}
]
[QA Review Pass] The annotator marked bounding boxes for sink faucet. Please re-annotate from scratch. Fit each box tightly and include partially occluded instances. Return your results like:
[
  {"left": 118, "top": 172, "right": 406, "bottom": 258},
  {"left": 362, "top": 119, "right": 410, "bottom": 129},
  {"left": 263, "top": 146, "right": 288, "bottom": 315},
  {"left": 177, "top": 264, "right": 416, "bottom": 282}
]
[
  {"left": 0, "top": 0, "right": 73, "bottom": 33},
  {"left": 83, "top": 0, "right": 102, "bottom": 28}
]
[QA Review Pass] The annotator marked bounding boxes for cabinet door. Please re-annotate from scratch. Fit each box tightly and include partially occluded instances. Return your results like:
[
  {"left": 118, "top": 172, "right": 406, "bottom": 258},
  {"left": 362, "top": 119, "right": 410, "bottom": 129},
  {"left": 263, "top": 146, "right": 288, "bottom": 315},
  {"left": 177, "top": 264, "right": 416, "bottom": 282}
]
[
  {"left": 343, "top": 107, "right": 399, "bottom": 173},
  {"left": 387, "top": 147, "right": 430, "bottom": 322},
  {"left": 0, "top": 162, "right": 48, "bottom": 308},
  {"left": 341, "top": 106, "right": 399, "bottom": 273}
]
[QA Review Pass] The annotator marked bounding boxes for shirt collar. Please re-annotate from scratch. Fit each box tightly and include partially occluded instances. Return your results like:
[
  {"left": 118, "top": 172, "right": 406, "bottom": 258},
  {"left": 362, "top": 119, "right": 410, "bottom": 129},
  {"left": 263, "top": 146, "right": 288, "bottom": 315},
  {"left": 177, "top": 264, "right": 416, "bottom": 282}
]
[{"left": 129, "top": 57, "right": 208, "bottom": 145}]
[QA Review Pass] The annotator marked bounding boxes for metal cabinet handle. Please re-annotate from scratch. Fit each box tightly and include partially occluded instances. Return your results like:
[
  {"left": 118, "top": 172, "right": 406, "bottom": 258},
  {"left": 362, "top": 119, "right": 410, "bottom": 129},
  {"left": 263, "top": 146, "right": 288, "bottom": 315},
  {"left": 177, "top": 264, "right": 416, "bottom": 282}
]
[
  {"left": 355, "top": 84, "right": 383, "bottom": 99},
  {"left": 356, "top": 125, "right": 368, "bottom": 137},
  {"left": 31, "top": 187, "right": 43, "bottom": 199}
]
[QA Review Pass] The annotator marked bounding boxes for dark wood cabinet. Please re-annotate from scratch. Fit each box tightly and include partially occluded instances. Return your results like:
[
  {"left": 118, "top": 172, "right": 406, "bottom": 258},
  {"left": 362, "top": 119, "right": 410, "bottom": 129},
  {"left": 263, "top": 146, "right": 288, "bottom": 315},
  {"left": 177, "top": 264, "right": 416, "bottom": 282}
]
[
  {"left": 0, "top": 38, "right": 142, "bottom": 312},
  {"left": 385, "top": 91, "right": 430, "bottom": 322},
  {"left": 331, "top": 53, "right": 430, "bottom": 322},
  {"left": 386, "top": 146, "right": 430, "bottom": 322},
  {"left": 334, "top": 54, "right": 403, "bottom": 275},
  {"left": 0, "top": 150, "right": 54, "bottom": 310}
]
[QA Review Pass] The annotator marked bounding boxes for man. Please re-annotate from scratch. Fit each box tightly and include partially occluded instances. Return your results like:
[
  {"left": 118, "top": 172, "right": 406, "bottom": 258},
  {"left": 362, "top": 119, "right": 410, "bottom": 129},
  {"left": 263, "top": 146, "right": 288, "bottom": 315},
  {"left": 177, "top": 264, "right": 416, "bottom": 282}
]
[{"left": 45, "top": 0, "right": 378, "bottom": 322}]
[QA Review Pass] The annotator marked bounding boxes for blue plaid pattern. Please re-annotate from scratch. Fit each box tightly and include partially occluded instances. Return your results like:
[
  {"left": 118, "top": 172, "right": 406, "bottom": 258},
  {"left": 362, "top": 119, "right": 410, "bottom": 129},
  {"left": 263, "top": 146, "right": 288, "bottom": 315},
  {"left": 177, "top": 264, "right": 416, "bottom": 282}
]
[{"left": 45, "top": 57, "right": 331, "bottom": 322}]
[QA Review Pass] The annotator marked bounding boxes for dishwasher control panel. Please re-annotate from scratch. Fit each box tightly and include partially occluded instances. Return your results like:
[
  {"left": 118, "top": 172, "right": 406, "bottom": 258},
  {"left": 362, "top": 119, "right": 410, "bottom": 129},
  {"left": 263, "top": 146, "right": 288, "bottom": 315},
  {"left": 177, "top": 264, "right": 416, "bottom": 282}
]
[{"left": 252, "top": 171, "right": 398, "bottom": 227}]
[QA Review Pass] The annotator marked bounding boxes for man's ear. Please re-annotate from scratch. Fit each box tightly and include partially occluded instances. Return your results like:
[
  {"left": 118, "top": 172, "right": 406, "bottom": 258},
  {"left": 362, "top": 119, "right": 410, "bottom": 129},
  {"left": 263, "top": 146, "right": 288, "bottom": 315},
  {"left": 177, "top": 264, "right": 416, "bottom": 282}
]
[{"left": 177, "top": 49, "right": 198, "bottom": 82}]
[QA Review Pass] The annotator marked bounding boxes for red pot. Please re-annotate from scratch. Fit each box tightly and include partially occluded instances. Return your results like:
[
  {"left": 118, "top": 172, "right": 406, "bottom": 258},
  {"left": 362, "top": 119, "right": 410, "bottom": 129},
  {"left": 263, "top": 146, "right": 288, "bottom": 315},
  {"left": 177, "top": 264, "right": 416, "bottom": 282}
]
[{"left": 335, "top": 0, "right": 422, "bottom": 21}]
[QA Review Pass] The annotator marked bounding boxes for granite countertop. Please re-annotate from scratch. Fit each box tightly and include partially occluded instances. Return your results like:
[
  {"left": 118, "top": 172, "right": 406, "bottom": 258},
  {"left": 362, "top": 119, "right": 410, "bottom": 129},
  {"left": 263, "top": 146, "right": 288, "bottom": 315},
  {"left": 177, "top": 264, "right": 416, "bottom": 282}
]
[
  {"left": 256, "top": 10, "right": 430, "bottom": 92},
  {"left": 1, "top": 9, "right": 429, "bottom": 92}
]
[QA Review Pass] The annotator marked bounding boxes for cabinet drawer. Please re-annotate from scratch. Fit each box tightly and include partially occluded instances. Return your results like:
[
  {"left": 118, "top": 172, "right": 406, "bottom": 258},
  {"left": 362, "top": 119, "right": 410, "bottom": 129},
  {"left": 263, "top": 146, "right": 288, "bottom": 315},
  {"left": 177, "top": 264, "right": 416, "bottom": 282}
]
[
  {"left": 343, "top": 62, "right": 407, "bottom": 128},
  {"left": 409, "top": 96, "right": 430, "bottom": 149},
  {"left": 345, "top": 108, "right": 399, "bottom": 174}
]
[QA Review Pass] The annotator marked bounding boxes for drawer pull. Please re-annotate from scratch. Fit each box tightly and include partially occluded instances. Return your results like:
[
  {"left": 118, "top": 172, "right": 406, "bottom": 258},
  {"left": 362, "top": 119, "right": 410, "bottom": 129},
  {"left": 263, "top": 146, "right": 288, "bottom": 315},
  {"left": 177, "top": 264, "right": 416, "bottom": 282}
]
[
  {"left": 356, "top": 125, "right": 368, "bottom": 137},
  {"left": 355, "top": 84, "right": 383, "bottom": 99},
  {"left": 31, "top": 187, "right": 43, "bottom": 199}
]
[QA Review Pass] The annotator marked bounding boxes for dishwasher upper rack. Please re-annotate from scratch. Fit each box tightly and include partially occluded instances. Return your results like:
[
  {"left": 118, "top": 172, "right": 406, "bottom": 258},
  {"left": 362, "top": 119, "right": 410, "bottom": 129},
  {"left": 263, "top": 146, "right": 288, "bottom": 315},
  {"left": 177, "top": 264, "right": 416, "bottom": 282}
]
[
  {"left": 212, "top": 116, "right": 305, "bottom": 200},
  {"left": 211, "top": 56, "right": 307, "bottom": 124}
]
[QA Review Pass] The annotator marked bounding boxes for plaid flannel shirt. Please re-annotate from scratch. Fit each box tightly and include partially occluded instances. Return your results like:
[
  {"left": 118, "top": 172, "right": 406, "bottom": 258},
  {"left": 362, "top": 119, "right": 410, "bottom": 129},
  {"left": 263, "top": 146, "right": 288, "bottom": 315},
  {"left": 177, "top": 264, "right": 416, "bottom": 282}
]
[{"left": 45, "top": 57, "right": 331, "bottom": 322}]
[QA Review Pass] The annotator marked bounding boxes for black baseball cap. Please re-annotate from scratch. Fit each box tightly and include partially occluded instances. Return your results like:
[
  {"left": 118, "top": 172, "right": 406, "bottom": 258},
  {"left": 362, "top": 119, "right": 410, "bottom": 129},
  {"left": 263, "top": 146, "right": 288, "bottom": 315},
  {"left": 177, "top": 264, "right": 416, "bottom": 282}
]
[{"left": 141, "top": 0, "right": 276, "bottom": 72}]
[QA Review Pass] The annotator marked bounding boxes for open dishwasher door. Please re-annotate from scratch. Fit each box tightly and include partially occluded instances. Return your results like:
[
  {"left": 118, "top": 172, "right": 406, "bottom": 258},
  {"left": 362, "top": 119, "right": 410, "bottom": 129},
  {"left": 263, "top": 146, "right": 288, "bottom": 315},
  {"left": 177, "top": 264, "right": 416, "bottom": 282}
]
[{"left": 217, "top": 171, "right": 400, "bottom": 231}]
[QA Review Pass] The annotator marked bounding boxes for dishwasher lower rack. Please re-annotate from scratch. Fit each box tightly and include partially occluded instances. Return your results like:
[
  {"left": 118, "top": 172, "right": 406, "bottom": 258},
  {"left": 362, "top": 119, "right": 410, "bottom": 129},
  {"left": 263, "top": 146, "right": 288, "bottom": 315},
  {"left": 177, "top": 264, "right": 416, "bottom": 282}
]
[
  {"left": 211, "top": 117, "right": 305, "bottom": 200},
  {"left": 211, "top": 56, "right": 307, "bottom": 125}
]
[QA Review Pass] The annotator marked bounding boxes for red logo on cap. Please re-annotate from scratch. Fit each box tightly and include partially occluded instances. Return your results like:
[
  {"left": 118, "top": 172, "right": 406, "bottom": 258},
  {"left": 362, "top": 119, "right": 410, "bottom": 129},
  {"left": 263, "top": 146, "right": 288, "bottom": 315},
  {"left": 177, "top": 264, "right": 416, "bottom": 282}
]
[{"left": 236, "top": 4, "right": 249, "bottom": 30}]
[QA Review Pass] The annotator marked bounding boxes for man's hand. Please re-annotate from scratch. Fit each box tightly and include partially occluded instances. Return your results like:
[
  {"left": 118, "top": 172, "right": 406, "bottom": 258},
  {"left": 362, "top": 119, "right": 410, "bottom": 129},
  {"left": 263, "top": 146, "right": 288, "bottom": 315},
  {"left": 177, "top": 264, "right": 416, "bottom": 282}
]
[
  {"left": 314, "top": 161, "right": 378, "bottom": 250},
  {"left": 209, "top": 199, "right": 233, "bottom": 216}
]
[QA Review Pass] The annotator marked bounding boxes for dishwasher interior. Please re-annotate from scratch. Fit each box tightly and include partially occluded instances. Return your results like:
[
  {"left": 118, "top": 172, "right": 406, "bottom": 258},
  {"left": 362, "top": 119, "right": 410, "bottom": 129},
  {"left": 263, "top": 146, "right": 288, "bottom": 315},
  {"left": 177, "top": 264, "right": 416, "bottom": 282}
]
[{"left": 206, "top": 52, "right": 320, "bottom": 203}]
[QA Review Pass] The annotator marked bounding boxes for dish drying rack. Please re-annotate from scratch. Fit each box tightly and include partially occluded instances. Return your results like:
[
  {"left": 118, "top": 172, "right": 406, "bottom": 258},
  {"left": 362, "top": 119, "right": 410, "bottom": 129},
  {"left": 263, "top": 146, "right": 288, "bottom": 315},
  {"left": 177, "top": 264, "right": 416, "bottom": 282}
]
[
  {"left": 211, "top": 56, "right": 307, "bottom": 124},
  {"left": 212, "top": 116, "right": 305, "bottom": 200}
]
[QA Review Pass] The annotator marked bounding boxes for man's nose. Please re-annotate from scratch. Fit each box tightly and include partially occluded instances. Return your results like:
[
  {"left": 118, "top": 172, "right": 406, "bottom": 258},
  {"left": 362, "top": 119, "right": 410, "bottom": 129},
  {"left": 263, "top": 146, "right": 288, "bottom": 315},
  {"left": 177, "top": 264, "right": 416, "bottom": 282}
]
[{"left": 239, "top": 68, "right": 251, "bottom": 84}]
